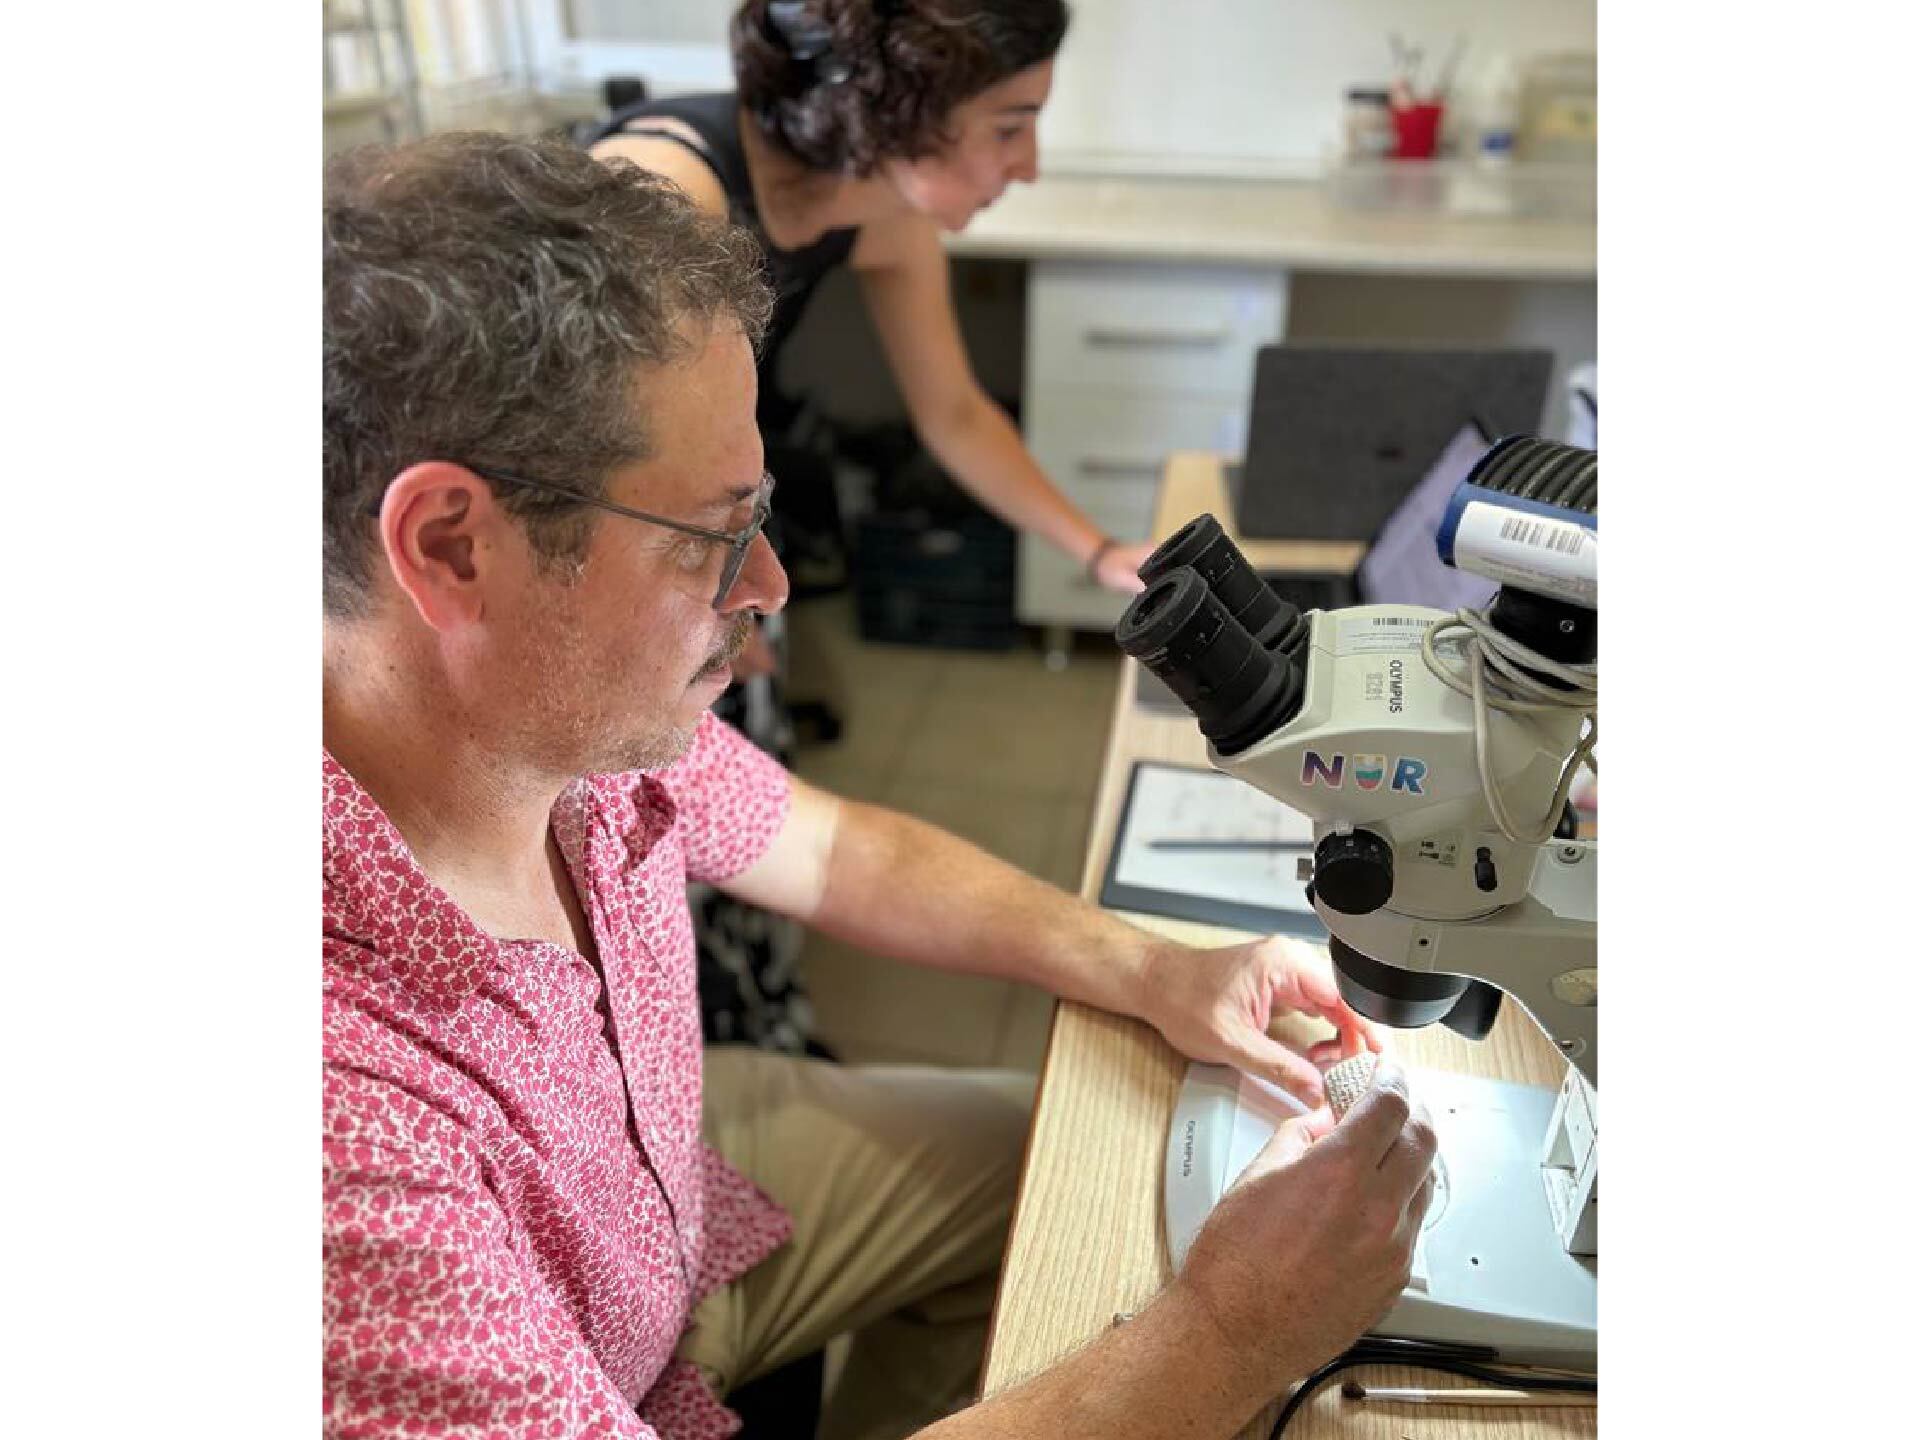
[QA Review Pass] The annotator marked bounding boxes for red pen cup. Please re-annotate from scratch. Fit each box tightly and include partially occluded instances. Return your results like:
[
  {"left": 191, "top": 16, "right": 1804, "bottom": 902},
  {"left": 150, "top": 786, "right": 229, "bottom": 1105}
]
[{"left": 1391, "top": 102, "right": 1444, "bottom": 159}]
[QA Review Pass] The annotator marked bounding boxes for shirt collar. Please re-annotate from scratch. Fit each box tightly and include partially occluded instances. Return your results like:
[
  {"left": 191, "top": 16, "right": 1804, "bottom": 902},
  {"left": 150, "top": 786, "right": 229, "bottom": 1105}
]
[
  {"left": 322, "top": 749, "right": 504, "bottom": 1007},
  {"left": 321, "top": 749, "right": 682, "bottom": 1006}
]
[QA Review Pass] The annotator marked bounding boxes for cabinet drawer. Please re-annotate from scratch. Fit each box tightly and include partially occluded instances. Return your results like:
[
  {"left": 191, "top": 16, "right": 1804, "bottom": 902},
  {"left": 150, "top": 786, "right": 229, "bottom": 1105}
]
[
  {"left": 1016, "top": 389, "right": 1248, "bottom": 631},
  {"left": 1012, "top": 471, "right": 1154, "bottom": 631},
  {"left": 1029, "top": 260, "right": 1288, "bottom": 396},
  {"left": 1074, "top": 480, "right": 1158, "bottom": 541}
]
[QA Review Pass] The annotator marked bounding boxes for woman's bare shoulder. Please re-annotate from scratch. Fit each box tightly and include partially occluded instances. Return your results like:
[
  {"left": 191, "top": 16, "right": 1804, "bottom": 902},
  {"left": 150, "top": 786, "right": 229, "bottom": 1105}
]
[{"left": 589, "top": 125, "right": 730, "bottom": 219}]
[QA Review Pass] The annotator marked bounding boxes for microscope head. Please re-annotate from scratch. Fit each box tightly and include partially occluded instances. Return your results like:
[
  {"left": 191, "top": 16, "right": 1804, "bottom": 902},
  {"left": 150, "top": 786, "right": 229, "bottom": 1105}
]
[
  {"left": 1116, "top": 520, "right": 1515, "bottom": 1035},
  {"left": 1116, "top": 437, "right": 1598, "bottom": 1067}
]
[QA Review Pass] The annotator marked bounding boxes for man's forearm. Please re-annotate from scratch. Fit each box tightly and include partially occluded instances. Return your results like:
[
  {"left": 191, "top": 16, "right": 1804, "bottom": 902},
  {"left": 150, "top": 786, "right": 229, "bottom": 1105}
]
[
  {"left": 809, "top": 797, "right": 1166, "bottom": 1018},
  {"left": 919, "top": 1281, "right": 1280, "bottom": 1440}
]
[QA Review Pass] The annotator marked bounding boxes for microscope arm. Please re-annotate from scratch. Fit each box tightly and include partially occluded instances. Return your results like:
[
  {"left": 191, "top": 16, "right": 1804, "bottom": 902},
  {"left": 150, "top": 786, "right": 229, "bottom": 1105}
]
[{"left": 1317, "top": 837, "right": 1597, "bottom": 1087}]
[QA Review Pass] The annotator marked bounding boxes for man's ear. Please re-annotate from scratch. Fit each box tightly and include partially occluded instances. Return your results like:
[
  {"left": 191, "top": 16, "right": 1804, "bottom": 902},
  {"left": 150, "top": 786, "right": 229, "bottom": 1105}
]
[{"left": 375, "top": 462, "right": 512, "bottom": 632}]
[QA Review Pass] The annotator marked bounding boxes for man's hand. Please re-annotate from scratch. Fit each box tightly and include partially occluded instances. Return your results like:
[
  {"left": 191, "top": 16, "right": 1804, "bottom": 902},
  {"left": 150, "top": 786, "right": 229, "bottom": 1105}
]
[
  {"left": 1173, "top": 1058, "right": 1439, "bottom": 1396},
  {"left": 1136, "top": 937, "right": 1384, "bottom": 1105},
  {"left": 917, "top": 1063, "right": 1435, "bottom": 1438}
]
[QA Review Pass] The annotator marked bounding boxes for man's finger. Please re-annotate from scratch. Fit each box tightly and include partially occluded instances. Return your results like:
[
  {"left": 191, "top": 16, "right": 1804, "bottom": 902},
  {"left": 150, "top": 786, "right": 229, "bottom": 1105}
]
[
  {"left": 1345, "top": 1018, "right": 1386, "bottom": 1056},
  {"left": 1232, "top": 1028, "right": 1326, "bottom": 1105},
  {"left": 1306, "top": 1038, "right": 1345, "bottom": 1069},
  {"left": 1378, "top": 1100, "right": 1439, "bottom": 1199},
  {"left": 1396, "top": 1159, "right": 1440, "bottom": 1242},
  {"left": 1268, "top": 963, "right": 1388, "bottom": 1058},
  {"left": 1234, "top": 1110, "right": 1326, "bottom": 1189},
  {"left": 1266, "top": 946, "right": 1343, "bottom": 1017},
  {"left": 1407, "top": 1163, "right": 1439, "bottom": 1228},
  {"left": 1306, "top": 1024, "right": 1373, "bottom": 1071},
  {"left": 1327, "top": 1058, "right": 1413, "bottom": 1166}
]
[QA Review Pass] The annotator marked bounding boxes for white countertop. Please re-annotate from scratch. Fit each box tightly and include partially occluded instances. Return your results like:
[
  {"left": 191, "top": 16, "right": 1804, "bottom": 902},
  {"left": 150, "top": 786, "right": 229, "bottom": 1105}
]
[{"left": 944, "top": 173, "right": 1595, "bottom": 281}]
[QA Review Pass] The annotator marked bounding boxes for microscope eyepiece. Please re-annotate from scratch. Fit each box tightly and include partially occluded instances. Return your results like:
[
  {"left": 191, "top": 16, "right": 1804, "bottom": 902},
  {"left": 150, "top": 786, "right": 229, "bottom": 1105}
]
[
  {"left": 1139, "top": 514, "right": 1309, "bottom": 658},
  {"left": 1114, "top": 568, "right": 1304, "bottom": 756},
  {"left": 1119, "top": 517, "right": 1311, "bottom": 755}
]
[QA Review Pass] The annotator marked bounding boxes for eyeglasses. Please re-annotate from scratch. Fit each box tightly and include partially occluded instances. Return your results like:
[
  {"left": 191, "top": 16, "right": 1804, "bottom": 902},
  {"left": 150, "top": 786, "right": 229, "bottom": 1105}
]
[{"left": 466, "top": 463, "right": 776, "bottom": 609}]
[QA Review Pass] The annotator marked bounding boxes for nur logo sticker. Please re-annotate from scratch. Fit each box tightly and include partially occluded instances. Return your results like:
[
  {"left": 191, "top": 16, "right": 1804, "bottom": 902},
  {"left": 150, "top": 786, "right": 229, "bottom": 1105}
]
[{"left": 1302, "top": 750, "right": 1429, "bottom": 795}]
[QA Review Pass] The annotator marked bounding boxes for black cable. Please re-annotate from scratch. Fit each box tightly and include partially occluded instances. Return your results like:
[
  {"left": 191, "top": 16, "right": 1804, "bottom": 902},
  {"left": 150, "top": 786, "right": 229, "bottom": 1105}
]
[{"left": 1268, "top": 1338, "right": 1598, "bottom": 1437}]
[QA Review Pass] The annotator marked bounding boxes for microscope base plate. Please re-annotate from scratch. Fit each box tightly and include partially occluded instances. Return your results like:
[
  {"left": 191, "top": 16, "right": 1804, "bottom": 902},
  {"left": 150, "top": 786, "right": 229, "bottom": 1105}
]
[{"left": 1165, "top": 1061, "right": 1597, "bottom": 1369}]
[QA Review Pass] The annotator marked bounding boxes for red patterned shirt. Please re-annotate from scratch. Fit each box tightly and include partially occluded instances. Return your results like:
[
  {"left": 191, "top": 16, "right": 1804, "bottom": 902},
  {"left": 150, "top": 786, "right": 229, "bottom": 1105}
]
[{"left": 323, "top": 713, "right": 795, "bottom": 1438}]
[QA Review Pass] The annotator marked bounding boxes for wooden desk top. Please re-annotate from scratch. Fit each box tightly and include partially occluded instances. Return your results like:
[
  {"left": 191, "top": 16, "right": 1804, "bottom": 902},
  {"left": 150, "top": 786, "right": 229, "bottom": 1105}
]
[{"left": 979, "top": 453, "right": 1595, "bottom": 1439}]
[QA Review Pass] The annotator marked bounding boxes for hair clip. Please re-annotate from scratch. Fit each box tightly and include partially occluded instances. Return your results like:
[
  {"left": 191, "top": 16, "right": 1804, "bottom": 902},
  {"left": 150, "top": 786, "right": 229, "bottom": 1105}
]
[
  {"left": 768, "top": 2, "right": 837, "bottom": 61},
  {"left": 769, "top": 2, "right": 844, "bottom": 78}
]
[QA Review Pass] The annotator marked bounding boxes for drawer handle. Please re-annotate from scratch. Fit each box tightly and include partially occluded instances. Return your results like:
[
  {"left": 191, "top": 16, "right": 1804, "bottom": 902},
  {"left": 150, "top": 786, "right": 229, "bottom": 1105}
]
[
  {"left": 1083, "top": 326, "right": 1230, "bottom": 350},
  {"left": 1077, "top": 456, "right": 1163, "bottom": 479}
]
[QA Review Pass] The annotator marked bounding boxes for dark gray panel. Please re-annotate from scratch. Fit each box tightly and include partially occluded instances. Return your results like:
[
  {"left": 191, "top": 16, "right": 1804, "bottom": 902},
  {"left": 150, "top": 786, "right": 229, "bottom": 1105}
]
[{"left": 1235, "top": 346, "right": 1552, "bottom": 541}]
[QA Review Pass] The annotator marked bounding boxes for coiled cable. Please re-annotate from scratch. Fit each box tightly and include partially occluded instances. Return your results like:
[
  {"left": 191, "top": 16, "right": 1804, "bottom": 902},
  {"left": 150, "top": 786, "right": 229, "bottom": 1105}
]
[{"left": 1421, "top": 607, "right": 1598, "bottom": 844}]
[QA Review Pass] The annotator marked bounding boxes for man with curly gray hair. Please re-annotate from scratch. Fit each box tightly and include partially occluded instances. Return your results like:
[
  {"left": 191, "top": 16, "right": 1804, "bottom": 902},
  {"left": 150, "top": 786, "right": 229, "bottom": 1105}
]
[{"left": 322, "top": 131, "right": 1432, "bottom": 1440}]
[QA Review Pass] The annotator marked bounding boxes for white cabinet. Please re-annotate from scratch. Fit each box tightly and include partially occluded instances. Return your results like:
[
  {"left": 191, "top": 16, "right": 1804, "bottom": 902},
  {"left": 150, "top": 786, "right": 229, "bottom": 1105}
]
[
  {"left": 1017, "top": 260, "right": 1288, "bottom": 631},
  {"left": 1028, "top": 262, "right": 1287, "bottom": 395}
]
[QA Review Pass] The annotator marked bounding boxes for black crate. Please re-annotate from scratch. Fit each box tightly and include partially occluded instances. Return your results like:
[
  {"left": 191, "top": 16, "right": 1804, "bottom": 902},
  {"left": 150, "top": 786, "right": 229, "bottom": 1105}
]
[{"left": 852, "top": 510, "right": 1017, "bottom": 650}]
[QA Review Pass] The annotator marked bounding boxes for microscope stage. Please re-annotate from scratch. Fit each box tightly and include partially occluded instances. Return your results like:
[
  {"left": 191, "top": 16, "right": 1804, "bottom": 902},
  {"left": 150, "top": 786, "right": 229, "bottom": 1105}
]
[{"left": 1165, "top": 1061, "right": 1597, "bottom": 1368}]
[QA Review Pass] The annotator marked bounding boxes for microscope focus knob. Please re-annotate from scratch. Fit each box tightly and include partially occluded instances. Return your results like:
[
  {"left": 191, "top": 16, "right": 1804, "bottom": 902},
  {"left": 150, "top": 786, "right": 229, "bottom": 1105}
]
[{"left": 1312, "top": 829, "right": 1394, "bottom": 915}]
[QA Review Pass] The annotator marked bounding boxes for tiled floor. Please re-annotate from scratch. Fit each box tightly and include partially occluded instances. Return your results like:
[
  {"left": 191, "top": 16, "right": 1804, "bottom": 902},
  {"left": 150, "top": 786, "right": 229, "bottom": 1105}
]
[{"left": 783, "top": 592, "right": 1120, "bottom": 1073}]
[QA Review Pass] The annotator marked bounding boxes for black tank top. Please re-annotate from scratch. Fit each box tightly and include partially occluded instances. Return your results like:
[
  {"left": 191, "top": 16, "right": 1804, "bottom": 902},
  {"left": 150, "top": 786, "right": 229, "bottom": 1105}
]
[{"left": 581, "top": 92, "right": 860, "bottom": 420}]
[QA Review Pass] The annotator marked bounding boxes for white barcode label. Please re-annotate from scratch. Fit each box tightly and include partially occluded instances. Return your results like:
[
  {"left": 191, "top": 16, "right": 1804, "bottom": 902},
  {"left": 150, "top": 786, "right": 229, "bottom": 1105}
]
[
  {"left": 1453, "top": 501, "right": 1597, "bottom": 606},
  {"left": 1499, "top": 515, "right": 1587, "bottom": 555},
  {"left": 1337, "top": 611, "right": 1439, "bottom": 654}
]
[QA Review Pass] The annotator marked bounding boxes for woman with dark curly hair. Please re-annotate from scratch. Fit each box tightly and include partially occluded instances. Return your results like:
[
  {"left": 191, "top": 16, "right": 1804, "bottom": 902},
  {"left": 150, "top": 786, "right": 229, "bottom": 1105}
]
[{"left": 585, "top": 0, "right": 1154, "bottom": 598}]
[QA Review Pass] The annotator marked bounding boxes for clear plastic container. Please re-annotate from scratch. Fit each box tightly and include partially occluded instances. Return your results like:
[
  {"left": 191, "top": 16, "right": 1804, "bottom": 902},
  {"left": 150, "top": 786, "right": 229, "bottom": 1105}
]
[
  {"left": 1475, "top": 53, "right": 1522, "bottom": 165},
  {"left": 1343, "top": 87, "right": 1397, "bottom": 161}
]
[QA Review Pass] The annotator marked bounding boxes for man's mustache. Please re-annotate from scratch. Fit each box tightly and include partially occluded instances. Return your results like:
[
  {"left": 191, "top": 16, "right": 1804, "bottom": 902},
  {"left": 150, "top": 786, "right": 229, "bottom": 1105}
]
[{"left": 699, "top": 617, "right": 755, "bottom": 676}]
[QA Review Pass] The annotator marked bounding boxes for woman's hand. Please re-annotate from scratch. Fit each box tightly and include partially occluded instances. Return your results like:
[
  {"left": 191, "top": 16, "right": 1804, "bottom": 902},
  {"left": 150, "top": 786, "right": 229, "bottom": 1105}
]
[
  {"left": 1134, "top": 936, "right": 1386, "bottom": 1104},
  {"left": 1093, "top": 539, "right": 1158, "bottom": 595}
]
